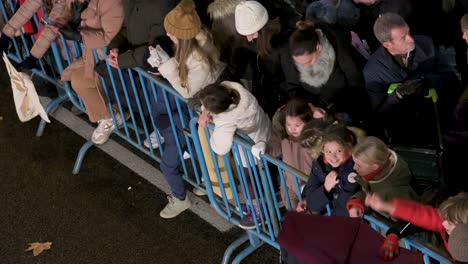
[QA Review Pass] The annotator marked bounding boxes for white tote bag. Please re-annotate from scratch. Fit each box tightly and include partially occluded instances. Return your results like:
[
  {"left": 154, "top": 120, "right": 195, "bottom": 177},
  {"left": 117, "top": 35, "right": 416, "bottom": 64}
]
[{"left": 2, "top": 52, "right": 50, "bottom": 123}]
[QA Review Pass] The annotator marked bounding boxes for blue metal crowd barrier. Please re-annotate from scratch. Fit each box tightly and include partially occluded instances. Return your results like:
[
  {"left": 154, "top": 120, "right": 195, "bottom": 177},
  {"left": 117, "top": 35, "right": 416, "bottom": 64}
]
[
  {"left": 191, "top": 123, "right": 452, "bottom": 263},
  {"left": 0, "top": 1, "right": 454, "bottom": 263}
]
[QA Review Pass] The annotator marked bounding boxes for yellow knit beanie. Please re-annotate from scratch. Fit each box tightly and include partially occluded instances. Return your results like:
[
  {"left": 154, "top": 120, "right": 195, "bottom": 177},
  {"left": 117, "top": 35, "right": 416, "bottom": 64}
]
[{"left": 164, "top": 0, "right": 201, "bottom": 40}]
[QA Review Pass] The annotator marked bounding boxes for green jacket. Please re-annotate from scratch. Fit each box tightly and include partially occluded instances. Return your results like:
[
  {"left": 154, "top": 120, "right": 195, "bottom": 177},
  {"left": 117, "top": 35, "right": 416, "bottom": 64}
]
[
  {"left": 354, "top": 150, "right": 419, "bottom": 203},
  {"left": 107, "top": 0, "right": 175, "bottom": 69}
]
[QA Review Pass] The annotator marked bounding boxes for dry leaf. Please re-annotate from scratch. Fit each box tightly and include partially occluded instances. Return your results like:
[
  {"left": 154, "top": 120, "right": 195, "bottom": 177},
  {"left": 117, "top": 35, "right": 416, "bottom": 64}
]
[{"left": 25, "top": 242, "right": 52, "bottom": 256}]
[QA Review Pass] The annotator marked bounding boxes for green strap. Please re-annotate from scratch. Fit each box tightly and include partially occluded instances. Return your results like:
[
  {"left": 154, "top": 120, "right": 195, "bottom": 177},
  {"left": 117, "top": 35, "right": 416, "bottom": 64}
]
[
  {"left": 387, "top": 83, "right": 401, "bottom": 95},
  {"left": 425, "top": 88, "right": 438, "bottom": 103}
]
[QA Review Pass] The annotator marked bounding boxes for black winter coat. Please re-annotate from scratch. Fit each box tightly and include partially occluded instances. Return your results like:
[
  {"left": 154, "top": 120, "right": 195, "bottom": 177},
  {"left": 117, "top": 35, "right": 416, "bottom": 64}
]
[
  {"left": 302, "top": 156, "right": 360, "bottom": 216},
  {"left": 282, "top": 28, "right": 369, "bottom": 123},
  {"left": 363, "top": 35, "right": 435, "bottom": 114}
]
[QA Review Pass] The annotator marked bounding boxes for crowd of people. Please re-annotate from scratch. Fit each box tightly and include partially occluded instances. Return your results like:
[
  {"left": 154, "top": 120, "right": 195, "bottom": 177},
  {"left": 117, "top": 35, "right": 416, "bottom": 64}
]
[{"left": 1, "top": 0, "right": 468, "bottom": 262}]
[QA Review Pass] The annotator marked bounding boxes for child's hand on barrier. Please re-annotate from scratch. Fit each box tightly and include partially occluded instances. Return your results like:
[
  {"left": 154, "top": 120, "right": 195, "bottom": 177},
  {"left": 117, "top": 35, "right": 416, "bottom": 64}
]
[
  {"left": 296, "top": 200, "right": 307, "bottom": 213},
  {"left": 365, "top": 193, "right": 394, "bottom": 214},
  {"left": 324, "top": 170, "right": 339, "bottom": 192},
  {"left": 379, "top": 234, "right": 400, "bottom": 261},
  {"left": 251, "top": 142, "right": 266, "bottom": 160},
  {"left": 198, "top": 110, "right": 210, "bottom": 128}
]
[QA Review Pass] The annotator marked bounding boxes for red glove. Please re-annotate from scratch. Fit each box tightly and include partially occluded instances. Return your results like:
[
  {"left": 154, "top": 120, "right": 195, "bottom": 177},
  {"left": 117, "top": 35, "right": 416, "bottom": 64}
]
[{"left": 379, "top": 233, "right": 400, "bottom": 261}]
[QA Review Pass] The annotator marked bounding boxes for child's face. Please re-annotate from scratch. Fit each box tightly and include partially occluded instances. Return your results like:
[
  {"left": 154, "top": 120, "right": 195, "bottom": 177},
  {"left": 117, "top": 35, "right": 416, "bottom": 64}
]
[
  {"left": 443, "top": 220, "right": 456, "bottom": 235},
  {"left": 352, "top": 155, "right": 379, "bottom": 177},
  {"left": 286, "top": 116, "right": 305, "bottom": 138},
  {"left": 323, "top": 141, "right": 349, "bottom": 168}
]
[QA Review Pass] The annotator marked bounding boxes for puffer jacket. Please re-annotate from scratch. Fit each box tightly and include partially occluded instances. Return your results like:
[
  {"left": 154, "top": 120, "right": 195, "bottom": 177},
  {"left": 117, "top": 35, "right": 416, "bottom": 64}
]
[
  {"left": 158, "top": 29, "right": 226, "bottom": 99},
  {"left": 2, "top": 0, "right": 67, "bottom": 58},
  {"left": 303, "top": 155, "right": 360, "bottom": 216},
  {"left": 210, "top": 81, "right": 271, "bottom": 155},
  {"left": 61, "top": 0, "right": 124, "bottom": 80}
]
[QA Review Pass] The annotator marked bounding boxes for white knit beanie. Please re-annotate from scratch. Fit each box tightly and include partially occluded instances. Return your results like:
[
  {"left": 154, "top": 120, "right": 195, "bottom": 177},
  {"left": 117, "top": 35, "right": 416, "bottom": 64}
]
[{"left": 235, "top": 1, "right": 269, "bottom": 36}]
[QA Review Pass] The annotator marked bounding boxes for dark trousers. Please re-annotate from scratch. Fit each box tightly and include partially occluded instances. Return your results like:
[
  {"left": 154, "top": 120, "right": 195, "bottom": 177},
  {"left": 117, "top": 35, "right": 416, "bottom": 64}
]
[{"left": 159, "top": 124, "right": 187, "bottom": 201}]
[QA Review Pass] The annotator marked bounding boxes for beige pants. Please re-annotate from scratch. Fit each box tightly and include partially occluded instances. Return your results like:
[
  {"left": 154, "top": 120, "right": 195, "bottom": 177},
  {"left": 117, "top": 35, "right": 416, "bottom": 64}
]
[{"left": 70, "top": 66, "right": 110, "bottom": 123}]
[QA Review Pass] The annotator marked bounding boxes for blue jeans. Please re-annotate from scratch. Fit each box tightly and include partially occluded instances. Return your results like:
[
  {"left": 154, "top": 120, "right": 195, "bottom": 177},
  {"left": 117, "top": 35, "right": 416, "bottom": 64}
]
[{"left": 159, "top": 124, "right": 187, "bottom": 200}]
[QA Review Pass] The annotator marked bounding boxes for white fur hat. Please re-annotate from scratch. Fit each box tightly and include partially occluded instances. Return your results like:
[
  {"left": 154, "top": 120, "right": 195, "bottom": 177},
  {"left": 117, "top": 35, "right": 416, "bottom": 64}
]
[{"left": 235, "top": 1, "right": 269, "bottom": 36}]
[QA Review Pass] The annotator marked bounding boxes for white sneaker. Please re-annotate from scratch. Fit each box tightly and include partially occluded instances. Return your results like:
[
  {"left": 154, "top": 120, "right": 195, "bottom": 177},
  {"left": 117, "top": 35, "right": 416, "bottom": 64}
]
[
  {"left": 160, "top": 196, "right": 191, "bottom": 218},
  {"left": 91, "top": 113, "right": 123, "bottom": 144},
  {"left": 192, "top": 187, "right": 207, "bottom": 196},
  {"left": 183, "top": 151, "right": 191, "bottom": 160},
  {"left": 144, "top": 131, "right": 165, "bottom": 149}
]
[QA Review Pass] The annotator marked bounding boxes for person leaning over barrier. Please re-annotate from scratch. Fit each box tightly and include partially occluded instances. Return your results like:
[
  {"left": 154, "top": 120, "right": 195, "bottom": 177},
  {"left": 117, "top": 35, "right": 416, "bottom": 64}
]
[
  {"left": 346, "top": 136, "right": 421, "bottom": 261},
  {"left": 58, "top": 0, "right": 124, "bottom": 145},
  {"left": 196, "top": 81, "right": 271, "bottom": 229},
  {"left": 366, "top": 192, "right": 468, "bottom": 262},
  {"left": 144, "top": 0, "right": 225, "bottom": 219},
  {"left": 0, "top": 0, "right": 70, "bottom": 70}
]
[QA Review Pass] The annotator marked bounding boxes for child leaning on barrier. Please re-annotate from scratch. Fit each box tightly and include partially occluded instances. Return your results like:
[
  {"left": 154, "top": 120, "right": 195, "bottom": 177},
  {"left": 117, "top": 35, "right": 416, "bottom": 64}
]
[
  {"left": 269, "top": 97, "right": 330, "bottom": 210},
  {"left": 346, "top": 136, "right": 420, "bottom": 260},
  {"left": 296, "top": 124, "right": 361, "bottom": 216},
  {"left": 197, "top": 81, "right": 271, "bottom": 229},
  {"left": 365, "top": 192, "right": 468, "bottom": 263}
]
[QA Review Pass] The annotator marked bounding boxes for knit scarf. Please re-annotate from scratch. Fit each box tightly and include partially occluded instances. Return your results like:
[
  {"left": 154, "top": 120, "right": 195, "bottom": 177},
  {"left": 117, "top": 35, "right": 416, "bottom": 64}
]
[{"left": 295, "top": 29, "right": 336, "bottom": 90}]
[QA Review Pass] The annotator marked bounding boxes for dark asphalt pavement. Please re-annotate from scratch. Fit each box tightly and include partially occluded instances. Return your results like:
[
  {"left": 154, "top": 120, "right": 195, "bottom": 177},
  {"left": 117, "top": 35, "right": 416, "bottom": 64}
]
[{"left": 0, "top": 62, "right": 277, "bottom": 264}]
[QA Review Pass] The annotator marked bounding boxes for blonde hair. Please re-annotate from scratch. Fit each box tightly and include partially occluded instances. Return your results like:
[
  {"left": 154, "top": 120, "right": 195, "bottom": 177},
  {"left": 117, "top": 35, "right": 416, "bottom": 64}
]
[
  {"left": 175, "top": 29, "right": 216, "bottom": 91},
  {"left": 461, "top": 13, "right": 468, "bottom": 31},
  {"left": 352, "top": 136, "right": 391, "bottom": 167},
  {"left": 439, "top": 192, "right": 468, "bottom": 224}
]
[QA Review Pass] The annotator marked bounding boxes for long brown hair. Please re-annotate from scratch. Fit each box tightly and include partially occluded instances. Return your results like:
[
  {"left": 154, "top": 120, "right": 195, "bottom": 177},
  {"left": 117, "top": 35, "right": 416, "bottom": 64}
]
[
  {"left": 175, "top": 29, "right": 217, "bottom": 91},
  {"left": 257, "top": 17, "right": 281, "bottom": 58}
]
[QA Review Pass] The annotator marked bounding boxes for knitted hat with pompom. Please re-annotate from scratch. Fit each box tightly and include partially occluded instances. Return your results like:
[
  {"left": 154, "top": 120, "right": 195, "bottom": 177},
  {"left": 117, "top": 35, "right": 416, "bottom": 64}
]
[{"left": 164, "top": 0, "right": 201, "bottom": 40}]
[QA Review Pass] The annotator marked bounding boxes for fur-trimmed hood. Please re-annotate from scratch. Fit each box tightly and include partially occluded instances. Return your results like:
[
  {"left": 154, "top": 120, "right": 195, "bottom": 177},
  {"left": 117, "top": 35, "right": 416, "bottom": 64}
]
[{"left": 207, "top": 0, "right": 243, "bottom": 20}]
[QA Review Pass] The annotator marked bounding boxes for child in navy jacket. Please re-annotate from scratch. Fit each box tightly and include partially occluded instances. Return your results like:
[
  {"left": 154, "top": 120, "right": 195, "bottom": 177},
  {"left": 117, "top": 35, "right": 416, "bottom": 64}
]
[{"left": 297, "top": 124, "right": 360, "bottom": 216}]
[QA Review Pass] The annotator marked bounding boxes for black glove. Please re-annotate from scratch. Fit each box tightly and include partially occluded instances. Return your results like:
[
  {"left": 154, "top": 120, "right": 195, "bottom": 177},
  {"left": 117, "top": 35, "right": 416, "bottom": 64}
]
[
  {"left": 0, "top": 32, "right": 11, "bottom": 54},
  {"left": 16, "top": 55, "right": 38, "bottom": 71},
  {"left": 59, "top": 26, "right": 82, "bottom": 42},
  {"left": 396, "top": 79, "right": 422, "bottom": 98},
  {"left": 69, "top": 0, "right": 89, "bottom": 29}
]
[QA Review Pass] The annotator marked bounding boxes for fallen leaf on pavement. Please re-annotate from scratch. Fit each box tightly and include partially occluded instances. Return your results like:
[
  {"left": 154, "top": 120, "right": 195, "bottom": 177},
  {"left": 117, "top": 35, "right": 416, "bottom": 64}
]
[{"left": 25, "top": 242, "right": 52, "bottom": 256}]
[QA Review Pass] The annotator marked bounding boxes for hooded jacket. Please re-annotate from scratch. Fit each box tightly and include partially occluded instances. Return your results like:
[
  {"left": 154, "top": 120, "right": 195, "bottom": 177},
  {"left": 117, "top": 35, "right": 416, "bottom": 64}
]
[
  {"left": 347, "top": 150, "right": 419, "bottom": 213},
  {"left": 210, "top": 81, "right": 271, "bottom": 155}
]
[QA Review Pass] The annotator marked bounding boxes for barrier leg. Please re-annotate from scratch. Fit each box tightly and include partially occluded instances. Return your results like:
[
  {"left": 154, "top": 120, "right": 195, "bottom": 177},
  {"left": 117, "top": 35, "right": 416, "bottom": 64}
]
[
  {"left": 222, "top": 234, "right": 249, "bottom": 264},
  {"left": 232, "top": 233, "right": 263, "bottom": 264},
  {"left": 73, "top": 140, "right": 95, "bottom": 174},
  {"left": 36, "top": 94, "right": 69, "bottom": 137}
]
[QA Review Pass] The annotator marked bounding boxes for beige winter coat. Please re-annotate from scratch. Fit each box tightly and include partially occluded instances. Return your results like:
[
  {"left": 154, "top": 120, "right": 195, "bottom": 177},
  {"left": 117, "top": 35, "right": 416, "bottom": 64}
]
[
  {"left": 3, "top": 0, "right": 67, "bottom": 58},
  {"left": 158, "top": 30, "right": 226, "bottom": 99},
  {"left": 210, "top": 81, "right": 271, "bottom": 155},
  {"left": 61, "top": 0, "right": 123, "bottom": 81}
]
